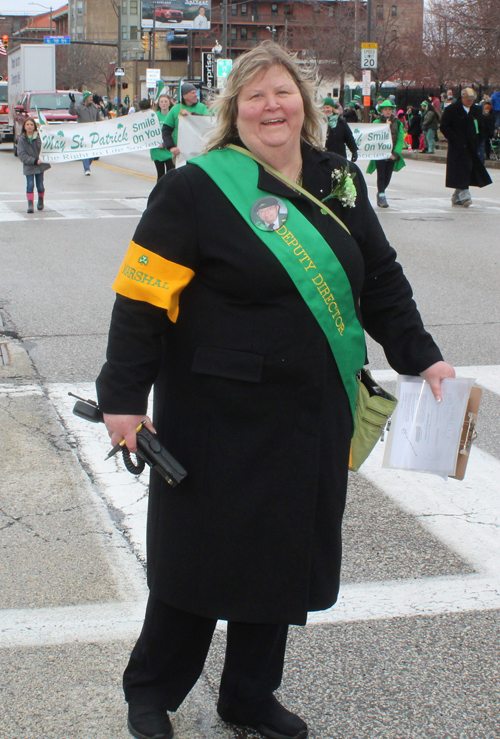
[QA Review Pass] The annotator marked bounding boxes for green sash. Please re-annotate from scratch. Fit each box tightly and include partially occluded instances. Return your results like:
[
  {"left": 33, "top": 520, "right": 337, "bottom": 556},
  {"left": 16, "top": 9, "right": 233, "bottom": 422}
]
[{"left": 189, "top": 147, "right": 366, "bottom": 420}]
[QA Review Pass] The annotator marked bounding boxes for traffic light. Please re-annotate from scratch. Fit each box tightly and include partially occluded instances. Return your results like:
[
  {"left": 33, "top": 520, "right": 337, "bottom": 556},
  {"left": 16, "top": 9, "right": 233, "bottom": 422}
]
[
  {"left": 142, "top": 34, "right": 149, "bottom": 52},
  {"left": 2, "top": 35, "right": 8, "bottom": 50}
]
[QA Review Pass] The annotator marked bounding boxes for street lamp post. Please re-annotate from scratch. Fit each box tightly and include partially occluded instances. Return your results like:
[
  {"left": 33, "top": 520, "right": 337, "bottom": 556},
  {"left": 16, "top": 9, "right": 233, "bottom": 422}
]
[{"left": 29, "top": 2, "right": 53, "bottom": 35}]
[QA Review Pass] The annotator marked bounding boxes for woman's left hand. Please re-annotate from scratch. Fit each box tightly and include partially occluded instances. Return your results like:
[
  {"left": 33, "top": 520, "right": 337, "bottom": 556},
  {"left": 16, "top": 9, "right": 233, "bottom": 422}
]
[{"left": 420, "top": 361, "right": 456, "bottom": 402}]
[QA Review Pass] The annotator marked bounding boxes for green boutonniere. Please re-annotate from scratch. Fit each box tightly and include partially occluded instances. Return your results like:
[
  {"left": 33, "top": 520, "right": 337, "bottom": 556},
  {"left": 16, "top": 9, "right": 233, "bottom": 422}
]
[{"left": 322, "top": 166, "right": 357, "bottom": 208}]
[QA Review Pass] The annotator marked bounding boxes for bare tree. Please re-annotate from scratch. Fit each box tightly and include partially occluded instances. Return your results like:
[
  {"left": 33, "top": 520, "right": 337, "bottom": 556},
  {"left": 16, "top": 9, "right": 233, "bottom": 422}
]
[
  {"left": 426, "top": 0, "right": 500, "bottom": 89},
  {"left": 56, "top": 45, "right": 117, "bottom": 92},
  {"left": 288, "top": 1, "right": 359, "bottom": 99}
]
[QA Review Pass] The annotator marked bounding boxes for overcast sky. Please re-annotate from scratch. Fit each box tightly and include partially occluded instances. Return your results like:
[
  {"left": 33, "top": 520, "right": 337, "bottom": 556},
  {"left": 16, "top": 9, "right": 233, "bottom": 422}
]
[{"left": 0, "top": 1, "right": 45, "bottom": 13}]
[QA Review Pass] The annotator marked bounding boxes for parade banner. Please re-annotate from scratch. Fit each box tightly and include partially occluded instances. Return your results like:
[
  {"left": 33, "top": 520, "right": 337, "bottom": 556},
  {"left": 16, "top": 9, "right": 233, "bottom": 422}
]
[
  {"left": 176, "top": 114, "right": 216, "bottom": 167},
  {"left": 347, "top": 122, "right": 392, "bottom": 160},
  {"left": 39, "top": 110, "right": 163, "bottom": 163}
]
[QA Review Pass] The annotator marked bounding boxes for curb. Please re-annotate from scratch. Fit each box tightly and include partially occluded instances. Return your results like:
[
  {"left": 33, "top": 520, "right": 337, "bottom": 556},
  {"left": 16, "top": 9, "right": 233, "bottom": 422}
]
[{"left": 402, "top": 150, "right": 500, "bottom": 170}]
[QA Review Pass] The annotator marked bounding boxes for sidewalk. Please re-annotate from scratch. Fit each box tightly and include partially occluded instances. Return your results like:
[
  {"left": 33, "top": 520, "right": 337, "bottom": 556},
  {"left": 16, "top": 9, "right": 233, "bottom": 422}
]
[
  {"left": 0, "top": 328, "right": 231, "bottom": 739},
  {"left": 402, "top": 140, "right": 500, "bottom": 169}
]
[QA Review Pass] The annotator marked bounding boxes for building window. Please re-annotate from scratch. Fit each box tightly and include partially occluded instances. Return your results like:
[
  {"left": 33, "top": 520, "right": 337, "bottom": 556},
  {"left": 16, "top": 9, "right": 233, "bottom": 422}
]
[
  {"left": 230, "top": 26, "right": 237, "bottom": 38},
  {"left": 284, "top": 3, "right": 291, "bottom": 15},
  {"left": 392, "top": 28, "right": 397, "bottom": 39},
  {"left": 77, "top": 1, "right": 83, "bottom": 15},
  {"left": 251, "top": 4, "right": 258, "bottom": 16},
  {"left": 271, "top": 3, "right": 278, "bottom": 15},
  {"left": 240, "top": 26, "right": 247, "bottom": 38},
  {"left": 392, "top": 5, "right": 397, "bottom": 15},
  {"left": 130, "top": 25, "right": 138, "bottom": 39},
  {"left": 251, "top": 29, "right": 257, "bottom": 38},
  {"left": 122, "top": 24, "right": 127, "bottom": 39},
  {"left": 122, "top": 1, "right": 127, "bottom": 15},
  {"left": 231, "top": 4, "right": 237, "bottom": 14},
  {"left": 130, "top": 0, "right": 138, "bottom": 14},
  {"left": 241, "top": 3, "right": 247, "bottom": 14},
  {"left": 376, "top": 4, "right": 383, "bottom": 18}
]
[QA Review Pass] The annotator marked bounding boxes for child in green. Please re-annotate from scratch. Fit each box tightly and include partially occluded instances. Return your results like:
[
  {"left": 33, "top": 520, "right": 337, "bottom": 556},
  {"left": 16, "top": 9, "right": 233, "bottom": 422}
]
[{"left": 366, "top": 99, "right": 405, "bottom": 208}]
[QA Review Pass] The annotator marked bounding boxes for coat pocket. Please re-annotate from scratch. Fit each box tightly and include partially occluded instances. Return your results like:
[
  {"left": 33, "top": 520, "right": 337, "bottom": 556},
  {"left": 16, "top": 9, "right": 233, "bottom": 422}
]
[{"left": 192, "top": 346, "right": 264, "bottom": 383}]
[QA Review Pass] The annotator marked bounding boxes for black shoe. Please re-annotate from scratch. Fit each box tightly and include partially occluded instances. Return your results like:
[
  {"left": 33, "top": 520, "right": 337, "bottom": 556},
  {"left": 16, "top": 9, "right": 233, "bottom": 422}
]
[
  {"left": 37, "top": 196, "right": 44, "bottom": 211},
  {"left": 127, "top": 704, "right": 173, "bottom": 739},
  {"left": 217, "top": 694, "right": 308, "bottom": 739},
  {"left": 27, "top": 201, "right": 34, "bottom": 213}
]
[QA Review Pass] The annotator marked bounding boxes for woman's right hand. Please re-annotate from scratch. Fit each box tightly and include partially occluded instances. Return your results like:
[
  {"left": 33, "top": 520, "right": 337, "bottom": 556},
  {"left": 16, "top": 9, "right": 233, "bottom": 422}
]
[
  {"left": 170, "top": 146, "right": 181, "bottom": 156},
  {"left": 102, "top": 413, "right": 156, "bottom": 453}
]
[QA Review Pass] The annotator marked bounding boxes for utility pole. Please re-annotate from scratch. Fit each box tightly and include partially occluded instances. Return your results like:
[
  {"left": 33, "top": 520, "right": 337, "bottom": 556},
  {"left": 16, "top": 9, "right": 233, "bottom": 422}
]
[
  {"left": 221, "top": 0, "right": 228, "bottom": 57},
  {"left": 367, "top": 0, "right": 372, "bottom": 42},
  {"left": 152, "top": 0, "right": 156, "bottom": 67},
  {"left": 117, "top": 2, "right": 122, "bottom": 108}
]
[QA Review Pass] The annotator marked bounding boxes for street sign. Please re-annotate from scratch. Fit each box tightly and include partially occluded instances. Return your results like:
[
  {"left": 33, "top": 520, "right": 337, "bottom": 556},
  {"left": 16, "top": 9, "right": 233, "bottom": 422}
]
[
  {"left": 166, "top": 31, "right": 175, "bottom": 41},
  {"left": 115, "top": 67, "right": 125, "bottom": 77},
  {"left": 216, "top": 58, "right": 232, "bottom": 89},
  {"left": 44, "top": 35, "right": 71, "bottom": 45},
  {"left": 146, "top": 68, "right": 161, "bottom": 88},
  {"left": 361, "top": 42, "right": 378, "bottom": 70},
  {"left": 202, "top": 52, "right": 215, "bottom": 89},
  {"left": 362, "top": 70, "right": 371, "bottom": 96}
]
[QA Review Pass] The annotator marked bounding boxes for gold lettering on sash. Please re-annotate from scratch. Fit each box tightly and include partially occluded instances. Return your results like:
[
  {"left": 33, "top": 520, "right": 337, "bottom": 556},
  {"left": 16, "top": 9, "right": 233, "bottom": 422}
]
[{"left": 277, "top": 228, "right": 345, "bottom": 335}]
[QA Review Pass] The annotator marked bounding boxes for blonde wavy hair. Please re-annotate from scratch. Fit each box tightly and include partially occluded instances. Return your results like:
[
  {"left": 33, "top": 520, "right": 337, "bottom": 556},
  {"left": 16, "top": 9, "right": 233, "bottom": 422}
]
[{"left": 205, "top": 41, "right": 324, "bottom": 151}]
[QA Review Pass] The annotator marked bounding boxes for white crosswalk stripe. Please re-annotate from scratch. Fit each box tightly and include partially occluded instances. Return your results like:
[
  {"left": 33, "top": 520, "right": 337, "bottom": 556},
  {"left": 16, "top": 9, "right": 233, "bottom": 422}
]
[
  {"left": 1, "top": 366, "right": 499, "bottom": 647},
  {"left": 0, "top": 197, "right": 146, "bottom": 222}
]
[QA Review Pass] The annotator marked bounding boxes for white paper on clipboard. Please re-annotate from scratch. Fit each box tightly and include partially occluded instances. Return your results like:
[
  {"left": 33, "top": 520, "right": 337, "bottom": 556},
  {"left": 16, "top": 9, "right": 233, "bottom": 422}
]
[{"left": 382, "top": 376, "right": 476, "bottom": 479}]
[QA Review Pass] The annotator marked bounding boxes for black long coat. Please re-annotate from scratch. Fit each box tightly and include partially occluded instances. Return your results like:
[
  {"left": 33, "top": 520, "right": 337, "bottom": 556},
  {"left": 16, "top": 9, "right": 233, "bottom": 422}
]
[
  {"left": 96, "top": 144, "right": 442, "bottom": 625},
  {"left": 440, "top": 100, "right": 492, "bottom": 189},
  {"left": 325, "top": 116, "right": 358, "bottom": 158}
]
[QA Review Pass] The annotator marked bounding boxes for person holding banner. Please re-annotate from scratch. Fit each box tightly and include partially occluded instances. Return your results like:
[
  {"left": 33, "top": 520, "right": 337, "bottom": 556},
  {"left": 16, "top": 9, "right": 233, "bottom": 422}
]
[
  {"left": 322, "top": 97, "right": 358, "bottom": 161},
  {"left": 366, "top": 99, "right": 405, "bottom": 208},
  {"left": 161, "top": 82, "right": 208, "bottom": 161},
  {"left": 96, "top": 41, "right": 454, "bottom": 739},
  {"left": 151, "top": 93, "right": 175, "bottom": 181},
  {"left": 68, "top": 90, "right": 102, "bottom": 175}
]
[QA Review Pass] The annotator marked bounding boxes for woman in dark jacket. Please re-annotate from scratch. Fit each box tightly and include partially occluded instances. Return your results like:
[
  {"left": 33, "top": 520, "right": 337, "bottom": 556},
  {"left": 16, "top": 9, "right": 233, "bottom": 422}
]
[
  {"left": 96, "top": 42, "right": 454, "bottom": 739},
  {"left": 17, "top": 117, "right": 51, "bottom": 213},
  {"left": 322, "top": 97, "right": 358, "bottom": 160}
]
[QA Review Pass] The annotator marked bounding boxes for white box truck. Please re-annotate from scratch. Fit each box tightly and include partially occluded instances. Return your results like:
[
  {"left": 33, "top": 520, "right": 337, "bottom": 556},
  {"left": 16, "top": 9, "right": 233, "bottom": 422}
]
[{"left": 7, "top": 44, "right": 56, "bottom": 134}]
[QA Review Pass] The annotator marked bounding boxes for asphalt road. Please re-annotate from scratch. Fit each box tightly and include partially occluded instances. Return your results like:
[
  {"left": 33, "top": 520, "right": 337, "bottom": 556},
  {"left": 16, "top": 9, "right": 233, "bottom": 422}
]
[{"left": 1, "top": 140, "right": 499, "bottom": 739}]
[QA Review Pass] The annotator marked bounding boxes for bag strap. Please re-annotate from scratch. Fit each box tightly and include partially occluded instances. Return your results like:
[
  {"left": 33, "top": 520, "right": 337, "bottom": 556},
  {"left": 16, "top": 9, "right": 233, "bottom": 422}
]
[{"left": 227, "top": 144, "right": 351, "bottom": 235}]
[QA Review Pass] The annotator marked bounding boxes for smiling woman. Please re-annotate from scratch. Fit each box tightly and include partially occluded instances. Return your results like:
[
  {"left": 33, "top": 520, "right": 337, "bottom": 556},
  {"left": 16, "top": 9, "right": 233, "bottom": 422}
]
[{"left": 96, "top": 40, "right": 454, "bottom": 739}]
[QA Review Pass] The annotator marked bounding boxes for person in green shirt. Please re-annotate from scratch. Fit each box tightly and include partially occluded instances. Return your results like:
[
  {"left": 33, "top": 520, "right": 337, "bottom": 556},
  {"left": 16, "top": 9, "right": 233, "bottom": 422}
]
[
  {"left": 161, "top": 83, "right": 209, "bottom": 163},
  {"left": 151, "top": 94, "right": 175, "bottom": 181},
  {"left": 366, "top": 99, "right": 406, "bottom": 208}
]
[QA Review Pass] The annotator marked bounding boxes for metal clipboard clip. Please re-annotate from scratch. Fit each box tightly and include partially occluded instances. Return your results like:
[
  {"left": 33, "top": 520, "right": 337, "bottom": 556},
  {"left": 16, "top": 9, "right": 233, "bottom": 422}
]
[{"left": 458, "top": 411, "right": 478, "bottom": 455}]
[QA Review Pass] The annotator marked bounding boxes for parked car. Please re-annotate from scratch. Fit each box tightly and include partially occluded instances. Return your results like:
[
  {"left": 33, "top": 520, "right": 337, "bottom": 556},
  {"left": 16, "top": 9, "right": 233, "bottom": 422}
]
[
  {"left": 13, "top": 90, "right": 83, "bottom": 155},
  {"left": 154, "top": 4, "right": 184, "bottom": 22},
  {"left": 0, "top": 81, "right": 11, "bottom": 143}
]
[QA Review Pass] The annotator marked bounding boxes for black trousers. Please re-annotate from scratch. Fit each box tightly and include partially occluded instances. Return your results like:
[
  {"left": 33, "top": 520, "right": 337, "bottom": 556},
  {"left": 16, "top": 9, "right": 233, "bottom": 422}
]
[
  {"left": 375, "top": 158, "right": 395, "bottom": 194},
  {"left": 154, "top": 158, "right": 175, "bottom": 181},
  {"left": 123, "top": 596, "right": 289, "bottom": 712}
]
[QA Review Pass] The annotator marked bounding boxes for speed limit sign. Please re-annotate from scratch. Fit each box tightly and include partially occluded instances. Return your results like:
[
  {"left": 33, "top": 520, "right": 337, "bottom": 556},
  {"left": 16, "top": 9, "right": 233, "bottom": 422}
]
[{"left": 361, "top": 42, "right": 378, "bottom": 70}]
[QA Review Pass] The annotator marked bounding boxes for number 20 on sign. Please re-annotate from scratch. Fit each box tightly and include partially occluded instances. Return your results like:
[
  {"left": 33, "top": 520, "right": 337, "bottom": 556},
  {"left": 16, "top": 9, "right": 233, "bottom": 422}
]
[{"left": 361, "top": 42, "right": 378, "bottom": 70}]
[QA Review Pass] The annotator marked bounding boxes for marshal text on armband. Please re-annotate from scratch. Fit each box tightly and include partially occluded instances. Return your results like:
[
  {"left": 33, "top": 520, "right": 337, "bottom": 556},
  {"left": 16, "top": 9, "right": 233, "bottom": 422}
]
[
  {"left": 276, "top": 225, "right": 345, "bottom": 335},
  {"left": 121, "top": 263, "right": 170, "bottom": 290}
]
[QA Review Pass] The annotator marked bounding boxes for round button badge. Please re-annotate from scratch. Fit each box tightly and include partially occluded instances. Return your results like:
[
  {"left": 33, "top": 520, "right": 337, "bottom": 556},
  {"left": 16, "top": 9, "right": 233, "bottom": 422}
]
[{"left": 251, "top": 196, "right": 288, "bottom": 232}]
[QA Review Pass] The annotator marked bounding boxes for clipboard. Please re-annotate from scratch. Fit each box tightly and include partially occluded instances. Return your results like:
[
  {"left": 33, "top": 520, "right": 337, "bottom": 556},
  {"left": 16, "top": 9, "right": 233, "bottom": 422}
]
[{"left": 450, "top": 385, "right": 482, "bottom": 480}]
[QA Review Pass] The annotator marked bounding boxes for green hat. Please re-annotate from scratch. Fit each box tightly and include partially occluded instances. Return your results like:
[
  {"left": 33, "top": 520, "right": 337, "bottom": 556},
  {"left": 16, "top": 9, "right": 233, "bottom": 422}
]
[
  {"left": 322, "top": 97, "right": 336, "bottom": 107},
  {"left": 420, "top": 100, "right": 429, "bottom": 107},
  {"left": 353, "top": 94, "right": 361, "bottom": 101},
  {"left": 377, "top": 99, "right": 396, "bottom": 111},
  {"left": 347, "top": 101, "right": 356, "bottom": 108},
  {"left": 82, "top": 90, "right": 92, "bottom": 101}
]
